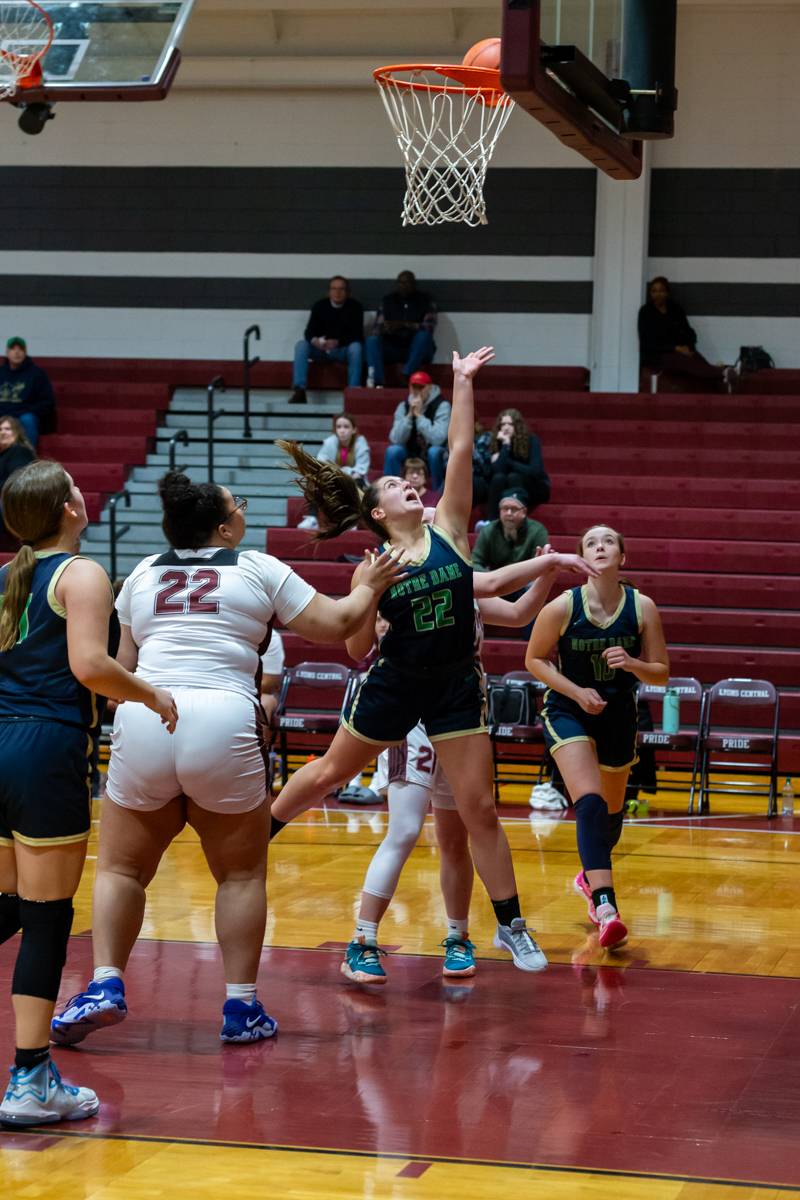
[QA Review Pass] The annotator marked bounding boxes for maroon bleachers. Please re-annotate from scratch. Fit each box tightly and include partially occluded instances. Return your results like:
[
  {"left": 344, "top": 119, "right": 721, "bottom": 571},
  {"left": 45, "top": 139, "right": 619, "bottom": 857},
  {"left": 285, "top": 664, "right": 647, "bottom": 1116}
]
[{"left": 272, "top": 376, "right": 800, "bottom": 774}]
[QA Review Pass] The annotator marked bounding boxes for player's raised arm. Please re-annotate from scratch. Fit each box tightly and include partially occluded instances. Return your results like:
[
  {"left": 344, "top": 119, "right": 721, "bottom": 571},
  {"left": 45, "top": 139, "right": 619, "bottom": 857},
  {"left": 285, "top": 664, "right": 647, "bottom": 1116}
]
[{"left": 434, "top": 346, "right": 495, "bottom": 546}]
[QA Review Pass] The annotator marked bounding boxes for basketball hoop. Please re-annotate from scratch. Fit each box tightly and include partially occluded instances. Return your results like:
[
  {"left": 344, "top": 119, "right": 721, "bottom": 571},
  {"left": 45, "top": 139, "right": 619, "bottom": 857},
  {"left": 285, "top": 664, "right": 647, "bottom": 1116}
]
[
  {"left": 373, "top": 63, "right": 514, "bottom": 227},
  {"left": 0, "top": 2, "right": 54, "bottom": 100}
]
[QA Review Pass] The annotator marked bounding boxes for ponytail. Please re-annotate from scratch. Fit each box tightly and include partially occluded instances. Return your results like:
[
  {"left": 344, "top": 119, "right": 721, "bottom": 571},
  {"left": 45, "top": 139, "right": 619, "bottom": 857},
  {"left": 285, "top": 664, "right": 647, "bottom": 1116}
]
[
  {"left": 0, "top": 459, "right": 73, "bottom": 653},
  {"left": 278, "top": 440, "right": 387, "bottom": 540},
  {"left": 0, "top": 544, "right": 37, "bottom": 652}
]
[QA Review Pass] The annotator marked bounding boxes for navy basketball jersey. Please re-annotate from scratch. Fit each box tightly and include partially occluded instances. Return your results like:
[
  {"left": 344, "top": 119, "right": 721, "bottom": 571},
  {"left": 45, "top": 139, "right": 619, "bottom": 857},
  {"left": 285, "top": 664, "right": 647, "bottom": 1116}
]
[
  {"left": 377, "top": 525, "right": 474, "bottom": 669},
  {"left": 0, "top": 552, "right": 117, "bottom": 730},
  {"left": 556, "top": 584, "right": 643, "bottom": 698}
]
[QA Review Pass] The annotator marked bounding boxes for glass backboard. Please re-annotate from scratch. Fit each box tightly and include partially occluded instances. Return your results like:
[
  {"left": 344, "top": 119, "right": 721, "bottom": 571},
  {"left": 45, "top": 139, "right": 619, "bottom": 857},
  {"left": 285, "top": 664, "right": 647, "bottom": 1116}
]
[{"left": 5, "top": 0, "right": 194, "bottom": 100}]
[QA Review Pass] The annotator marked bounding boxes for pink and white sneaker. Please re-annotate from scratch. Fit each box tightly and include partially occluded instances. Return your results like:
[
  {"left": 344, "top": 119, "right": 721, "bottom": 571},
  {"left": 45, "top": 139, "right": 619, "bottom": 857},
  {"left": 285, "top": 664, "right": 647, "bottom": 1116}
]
[
  {"left": 596, "top": 903, "right": 628, "bottom": 950},
  {"left": 573, "top": 871, "right": 600, "bottom": 926}
]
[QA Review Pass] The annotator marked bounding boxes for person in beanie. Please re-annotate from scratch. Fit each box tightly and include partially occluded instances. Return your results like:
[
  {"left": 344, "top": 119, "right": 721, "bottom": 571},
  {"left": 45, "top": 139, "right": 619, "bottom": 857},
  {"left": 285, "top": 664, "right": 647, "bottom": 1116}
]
[
  {"left": 382, "top": 370, "right": 451, "bottom": 489},
  {"left": 472, "top": 488, "right": 548, "bottom": 573},
  {"left": 0, "top": 338, "right": 56, "bottom": 447}
]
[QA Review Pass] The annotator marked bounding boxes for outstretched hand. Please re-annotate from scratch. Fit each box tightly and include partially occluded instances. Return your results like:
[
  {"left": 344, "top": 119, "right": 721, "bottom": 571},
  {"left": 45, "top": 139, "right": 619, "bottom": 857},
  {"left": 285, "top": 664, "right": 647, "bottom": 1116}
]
[
  {"left": 452, "top": 346, "right": 495, "bottom": 379},
  {"left": 360, "top": 548, "right": 408, "bottom": 594}
]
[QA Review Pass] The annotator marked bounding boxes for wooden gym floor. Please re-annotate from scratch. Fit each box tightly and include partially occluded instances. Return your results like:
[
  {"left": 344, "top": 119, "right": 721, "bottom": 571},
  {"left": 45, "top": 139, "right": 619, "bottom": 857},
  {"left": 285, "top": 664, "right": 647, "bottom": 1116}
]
[{"left": 2, "top": 778, "right": 800, "bottom": 1200}]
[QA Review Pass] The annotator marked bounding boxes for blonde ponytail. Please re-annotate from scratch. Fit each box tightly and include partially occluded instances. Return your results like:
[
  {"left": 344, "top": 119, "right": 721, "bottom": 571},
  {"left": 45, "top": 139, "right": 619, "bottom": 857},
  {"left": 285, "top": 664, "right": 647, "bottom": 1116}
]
[{"left": 0, "top": 545, "right": 37, "bottom": 651}]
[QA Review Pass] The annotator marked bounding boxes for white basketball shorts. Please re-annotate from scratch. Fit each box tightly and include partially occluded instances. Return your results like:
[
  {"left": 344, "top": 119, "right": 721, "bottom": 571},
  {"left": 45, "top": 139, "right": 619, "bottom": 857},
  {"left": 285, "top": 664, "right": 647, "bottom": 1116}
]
[
  {"left": 106, "top": 687, "right": 269, "bottom": 814},
  {"left": 385, "top": 723, "right": 456, "bottom": 810}
]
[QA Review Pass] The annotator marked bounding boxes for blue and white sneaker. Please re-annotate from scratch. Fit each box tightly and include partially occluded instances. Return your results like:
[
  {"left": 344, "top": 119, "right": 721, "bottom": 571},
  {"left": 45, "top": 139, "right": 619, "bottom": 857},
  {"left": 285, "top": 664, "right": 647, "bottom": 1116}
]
[
  {"left": 340, "top": 938, "right": 387, "bottom": 985},
  {"left": 0, "top": 1059, "right": 99, "bottom": 1126},
  {"left": 220, "top": 998, "right": 278, "bottom": 1043},
  {"left": 50, "top": 977, "right": 127, "bottom": 1046},
  {"left": 441, "top": 936, "right": 476, "bottom": 977}
]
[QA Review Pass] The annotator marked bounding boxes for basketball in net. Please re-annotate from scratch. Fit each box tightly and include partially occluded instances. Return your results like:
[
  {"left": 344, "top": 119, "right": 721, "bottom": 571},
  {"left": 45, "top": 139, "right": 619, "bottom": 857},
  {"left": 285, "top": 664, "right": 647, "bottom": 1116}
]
[
  {"left": 373, "top": 38, "right": 513, "bottom": 227},
  {"left": 0, "top": 2, "right": 54, "bottom": 100}
]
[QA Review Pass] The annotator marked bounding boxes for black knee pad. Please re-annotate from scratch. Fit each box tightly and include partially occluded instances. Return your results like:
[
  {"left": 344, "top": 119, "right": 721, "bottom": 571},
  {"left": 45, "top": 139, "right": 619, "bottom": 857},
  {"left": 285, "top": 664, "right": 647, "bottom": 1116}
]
[
  {"left": 12, "top": 898, "right": 74, "bottom": 1002},
  {"left": 574, "top": 792, "right": 611, "bottom": 872},
  {"left": 608, "top": 809, "right": 624, "bottom": 851},
  {"left": 0, "top": 892, "right": 21, "bottom": 944}
]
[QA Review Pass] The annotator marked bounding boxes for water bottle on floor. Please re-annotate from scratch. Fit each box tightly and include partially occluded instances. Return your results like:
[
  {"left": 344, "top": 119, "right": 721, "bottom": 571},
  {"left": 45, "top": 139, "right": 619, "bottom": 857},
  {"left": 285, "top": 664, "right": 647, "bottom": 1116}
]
[{"left": 781, "top": 777, "right": 795, "bottom": 817}]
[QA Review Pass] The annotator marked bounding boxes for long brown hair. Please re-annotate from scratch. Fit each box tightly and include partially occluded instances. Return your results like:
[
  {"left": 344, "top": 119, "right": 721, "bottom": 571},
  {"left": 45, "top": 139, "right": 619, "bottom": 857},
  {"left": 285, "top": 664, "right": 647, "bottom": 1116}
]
[
  {"left": 0, "top": 460, "right": 71, "bottom": 652},
  {"left": 332, "top": 412, "right": 359, "bottom": 469},
  {"left": 490, "top": 408, "right": 530, "bottom": 460},
  {"left": 0, "top": 415, "right": 35, "bottom": 455},
  {"left": 278, "top": 440, "right": 386, "bottom": 541}
]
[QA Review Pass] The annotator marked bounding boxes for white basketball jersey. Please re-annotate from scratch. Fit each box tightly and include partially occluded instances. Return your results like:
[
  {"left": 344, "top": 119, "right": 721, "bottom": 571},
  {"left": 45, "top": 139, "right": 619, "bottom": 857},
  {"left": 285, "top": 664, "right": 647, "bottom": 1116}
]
[{"left": 116, "top": 547, "right": 315, "bottom": 701}]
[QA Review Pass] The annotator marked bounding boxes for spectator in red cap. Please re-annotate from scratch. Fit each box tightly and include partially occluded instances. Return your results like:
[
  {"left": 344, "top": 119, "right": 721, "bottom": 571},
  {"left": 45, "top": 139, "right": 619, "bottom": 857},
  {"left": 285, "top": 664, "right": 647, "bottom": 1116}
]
[
  {"left": 383, "top": 370, "right": 450, "bottom": 489},
  {"left": 365, "top": 270, "right": 437, "bottom": 385}
]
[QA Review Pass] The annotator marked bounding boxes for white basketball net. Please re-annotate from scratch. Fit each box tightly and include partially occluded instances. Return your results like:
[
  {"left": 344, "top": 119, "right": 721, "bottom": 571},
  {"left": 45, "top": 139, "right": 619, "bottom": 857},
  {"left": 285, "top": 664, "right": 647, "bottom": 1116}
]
[
  {"left": 376, "top": 69, "right": 515, "bottom": 227},
  {"left": 0, "top": 2, "right": 52, "bottom": 99}
]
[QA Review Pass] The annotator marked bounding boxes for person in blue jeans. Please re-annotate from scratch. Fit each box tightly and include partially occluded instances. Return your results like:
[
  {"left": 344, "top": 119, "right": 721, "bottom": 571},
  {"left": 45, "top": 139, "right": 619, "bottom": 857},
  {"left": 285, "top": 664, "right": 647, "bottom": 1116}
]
[
  {"left": 365, "top": 270, "right": 437, "bottom": 385},
  {"left": 290, "top": 276, "right": 364, "bottom": 403},
  {"left": 383, "top": 371, "right": 450, "bottom": 490},
  {"left": 0, "top": 337, "right": 55, "bottom": 447}
]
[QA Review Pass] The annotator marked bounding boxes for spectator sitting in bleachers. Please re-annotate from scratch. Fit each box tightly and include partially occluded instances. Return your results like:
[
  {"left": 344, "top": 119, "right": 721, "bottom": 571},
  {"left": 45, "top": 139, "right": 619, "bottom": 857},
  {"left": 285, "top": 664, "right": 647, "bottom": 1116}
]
[
  {"left": 0, "top": 336, "right": 55, "bottom": 446},
  {"left": 472, "top": 489, "right": 549, "bottom": 573},
  {"left": 638, "top": 276, "right": 737, "bottom": 391},
  {"left": 483, "top": 408, "right": 550, "bottom": 521},
  {"left": 402, "top": 456, "right": 440, "bottom": 508},
  {"left": 297, "top": 412, "right": 370, "bottom": 531},
  {"left": 365, "top": 270, "right": 436, "bottom": 386},
  {"left": 0, "top": 416, "right": 36, "bottom": 550},
  {"left": 290, "top": 276, "right": 364, "bottom": 404},
  {"left": 383, "top": 370, "right": 450, "bottom": 490}
]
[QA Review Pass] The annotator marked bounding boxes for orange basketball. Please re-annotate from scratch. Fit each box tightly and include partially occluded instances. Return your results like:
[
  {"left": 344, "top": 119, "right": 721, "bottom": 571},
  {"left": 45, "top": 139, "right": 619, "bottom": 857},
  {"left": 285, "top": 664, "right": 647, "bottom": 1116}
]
[{"left": 462, "top": 37, "right": 501, "bottom": 70}]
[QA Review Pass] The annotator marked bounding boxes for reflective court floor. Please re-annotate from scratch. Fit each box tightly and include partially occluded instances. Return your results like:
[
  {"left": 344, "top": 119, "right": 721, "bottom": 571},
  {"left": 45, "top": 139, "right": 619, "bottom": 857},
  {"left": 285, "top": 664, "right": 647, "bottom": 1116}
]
[{"left": 3, "top": 794, "right": 800, "bottom": 1200}]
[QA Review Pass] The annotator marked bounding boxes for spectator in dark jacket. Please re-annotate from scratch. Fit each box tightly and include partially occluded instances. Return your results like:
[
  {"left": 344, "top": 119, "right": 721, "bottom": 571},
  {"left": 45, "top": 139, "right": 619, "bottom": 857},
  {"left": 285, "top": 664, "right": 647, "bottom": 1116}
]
[
  {"left": 472, "top": 490, "right": 549, "bottom": 573},
  {"left": 0, "top": 337, "right": 55, "bottom": 446},
  {"left": 365, "top": 270, "right": 436, "bottom": 385},
  {"left": 290, "top": 276, "right": 364, "bottom": 403},
  {"left": 638, "top": 276, "right": 736, "bottom": 389},
  {"left": 484, "top": 408, "right": 550, "bottom": 520}
]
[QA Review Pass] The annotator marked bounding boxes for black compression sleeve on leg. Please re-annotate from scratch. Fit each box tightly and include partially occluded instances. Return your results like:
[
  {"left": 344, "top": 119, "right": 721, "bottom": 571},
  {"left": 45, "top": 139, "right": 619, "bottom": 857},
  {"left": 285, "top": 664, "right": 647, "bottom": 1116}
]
[
  {"left": 12, "top": 898, "right": 74, "bottom": 1002},
  {"left": 607, "top": 809, "right": 624, "bottom": 851},
  {"left": 574, "top": 793, "right": 611, "bottom": 872},
  {"left": 270, "top": 815, "right": 287, "bottom": 841},
  {"left": 0, "top": 892, "right": 21, "bottom": 944}
]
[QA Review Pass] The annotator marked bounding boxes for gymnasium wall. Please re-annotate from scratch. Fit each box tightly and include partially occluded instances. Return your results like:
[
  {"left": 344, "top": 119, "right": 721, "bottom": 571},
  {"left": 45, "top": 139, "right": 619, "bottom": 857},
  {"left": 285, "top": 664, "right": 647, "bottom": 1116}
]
[{"left": 0, "top": 2, "right": 796, "bottom": 373}]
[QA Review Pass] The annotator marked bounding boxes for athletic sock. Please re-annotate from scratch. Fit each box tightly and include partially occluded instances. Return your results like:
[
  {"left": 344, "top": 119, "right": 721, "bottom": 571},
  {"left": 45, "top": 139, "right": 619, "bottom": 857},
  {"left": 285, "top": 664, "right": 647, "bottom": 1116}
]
[
  {"left": 226, "top": 982, "right": 257, "bottom": 1005},
  {"left": 93, "top": 966, "right": 124, "bottom": 987},
  {"left": 0, "top": 892, "right": 21, "bottom": 944},
  {"left": 592, "top": 886, "right": 618, "bottom": 913},
  {"left": 492, "top": 895, "right": 522, "bottom": 928},
  {"left": 14, "top": 1045, "right": 49, "bottom": 1071},
  {"left": 270, "top": 815, "right": 287, "bottom": 840},
  {"left": 354, "top": 918, "right": 379, "bottom": 944},
  {"left": 446, "top": 918, "right": 469, "bottom": 940}
]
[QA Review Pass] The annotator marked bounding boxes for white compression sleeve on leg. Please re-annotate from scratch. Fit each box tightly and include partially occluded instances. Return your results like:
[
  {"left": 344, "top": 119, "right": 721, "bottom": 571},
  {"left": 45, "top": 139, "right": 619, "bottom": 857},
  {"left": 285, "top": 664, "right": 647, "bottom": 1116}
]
[{"left": 361, "top": 782, "right": 430, "bottom": 901}]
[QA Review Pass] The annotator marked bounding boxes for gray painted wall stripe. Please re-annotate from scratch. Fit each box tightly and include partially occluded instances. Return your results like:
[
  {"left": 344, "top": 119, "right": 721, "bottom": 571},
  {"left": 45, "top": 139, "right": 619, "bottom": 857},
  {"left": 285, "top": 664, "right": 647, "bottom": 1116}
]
[
  {"left": 0, "top": 167, "right": 596, "bottom": 257},
  {"left": 0, "top": 276, "right": 594, "bottom": 314}
]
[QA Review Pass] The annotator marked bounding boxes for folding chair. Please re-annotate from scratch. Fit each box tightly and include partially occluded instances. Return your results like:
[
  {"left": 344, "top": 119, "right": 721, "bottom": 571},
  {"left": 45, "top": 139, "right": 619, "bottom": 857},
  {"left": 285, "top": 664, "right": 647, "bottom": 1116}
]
[
  {"left": 273, "top": 661, "right": 355, "bottom": 784},
  {"left": 487, "top": 671, "right": 546, "bottom": 800},
  {"left": 698, "top": 678, "right": 780, "bottom": 817},
  {"left": 637, "top": 677, "right": 705, "bottom": 812}
]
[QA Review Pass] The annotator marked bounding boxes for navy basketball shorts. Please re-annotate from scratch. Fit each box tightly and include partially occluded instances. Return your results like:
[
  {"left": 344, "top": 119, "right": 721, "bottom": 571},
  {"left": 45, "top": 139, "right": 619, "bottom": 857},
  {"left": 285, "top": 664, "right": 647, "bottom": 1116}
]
[
  {"left": 0, "top": 718, "right": 93, "bottom": 846},
  {"left": 343, "top": 656, "right": 488, "bottom": 746},
  {"left": 540, "top": 691, "right": 638, "bottom": 773}
]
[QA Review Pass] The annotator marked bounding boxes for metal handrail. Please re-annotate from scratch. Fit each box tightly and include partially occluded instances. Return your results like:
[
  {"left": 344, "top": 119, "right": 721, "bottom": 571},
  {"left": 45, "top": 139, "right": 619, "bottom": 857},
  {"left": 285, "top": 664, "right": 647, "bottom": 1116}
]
[
  {"left": 243, "top": 324, "right": 260, "bottom": 439},
  {"left": 206, "top": 375, "right": 226, "bottom": 483},
  {"left": 108, "top": 489, "right": 131, "bottom": 583},
  {"left": 167, "top": 429, "right": 189, "bottom": 472}
]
